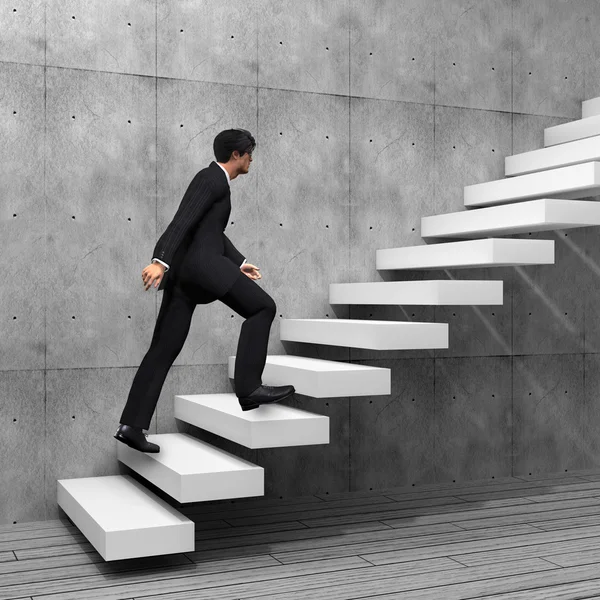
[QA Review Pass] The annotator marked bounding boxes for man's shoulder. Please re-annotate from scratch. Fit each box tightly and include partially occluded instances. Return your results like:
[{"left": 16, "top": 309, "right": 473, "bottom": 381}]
[
  {"left": 194, "top": 161, "right": 215, "bottom": 178},
  {"left": 194, "top": 162, "right": 228, "bottom": 194}
]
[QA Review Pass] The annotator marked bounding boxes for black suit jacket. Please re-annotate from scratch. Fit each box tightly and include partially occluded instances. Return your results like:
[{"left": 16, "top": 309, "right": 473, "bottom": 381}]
[{"left": 153, "top": 161, "right": 245, "bottom": 296}]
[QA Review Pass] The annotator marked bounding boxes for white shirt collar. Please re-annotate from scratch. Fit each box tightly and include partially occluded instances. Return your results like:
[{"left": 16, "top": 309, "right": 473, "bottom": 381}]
[{"left": 216, "top": 162, "right": 230, "bottom": 185}]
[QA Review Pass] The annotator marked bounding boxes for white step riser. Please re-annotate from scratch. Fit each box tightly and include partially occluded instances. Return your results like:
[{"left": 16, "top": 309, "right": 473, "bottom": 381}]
[
  {"left": 174, "top": 395, "right": 329, "bottom": 449},
  {"left": 583, "top": 97, "right": 600, "bottom": 119},
  {"left": 228, "top": 355, "right": 391, "bottom": 398},
  {"left": 116, "top": 433, "right": 264, "bottom": 503},
  {"left": 280, "top": 319, "right": 449, "bottom": 350},
  {"left": 376, "top": 238, "right": 554, "bottom": 270},
  {"left": 464, "top": 162, "right": 600, "bottom": 208},
  {"left": 544, "top": 115, "right": 600, "bottom": 147},
  {"left": 57, "top": 476, "right": 194, "bottom": 561},
  {"left": 505, "top": 136, "right": 600, "bottom": 176},
  {"left": 328, "top": 280, "right": 503, "bottom": 305},
  {"left": 421, "top": 199, "right": 600, "bottom": 239}
]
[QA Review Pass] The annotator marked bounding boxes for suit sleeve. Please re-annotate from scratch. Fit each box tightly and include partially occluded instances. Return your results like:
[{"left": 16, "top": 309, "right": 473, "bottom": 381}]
[
  {"left": 223, "top": 233, "right": 246, "bottom": 268},
  {"left": 152, "top": 176, "right": 217, "bottom": 267}
]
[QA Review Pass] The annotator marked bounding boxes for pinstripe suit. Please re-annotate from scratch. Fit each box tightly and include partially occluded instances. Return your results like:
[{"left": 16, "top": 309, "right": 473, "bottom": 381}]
[
  {"left": 151, "top": 161, "right": 247, "bottom": 297},
  {"left": 119, "top": 161, "right": 276, "bottom": 429}
]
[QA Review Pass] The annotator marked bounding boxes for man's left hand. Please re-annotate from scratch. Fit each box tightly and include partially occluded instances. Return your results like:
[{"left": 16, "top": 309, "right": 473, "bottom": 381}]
[{"left": 241, "top": 263, "right": 261, "bottom": 280}]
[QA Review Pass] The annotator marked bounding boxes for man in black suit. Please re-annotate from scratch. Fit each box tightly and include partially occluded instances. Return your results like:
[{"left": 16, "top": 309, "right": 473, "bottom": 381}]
[{"left": 114, "top": 129, "right": 295, "bottom": 453}]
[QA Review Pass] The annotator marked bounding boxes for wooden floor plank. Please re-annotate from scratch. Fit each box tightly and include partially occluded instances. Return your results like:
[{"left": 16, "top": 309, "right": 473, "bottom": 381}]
[
  {"left": 27, "top": 557, "right": 366, "bottom": 600},
  {"left": 192, "top": 522, "right": 462, "bottom": 555},
  {"left": 223, "top": 495, "right": 469, "bottom": 528},
  {"left": 449, "top": 534, "right": 600, "bottom": 567},
  {"left": 0, "top": 551, "right": 104, "bottom": 576},
  {"left": 547, "top": 547, "right": 600, "bottom": 567},
  {"left": 307, "top": 496, "right": 600, "bottom": 529},
  {"left": 472, "top": 581, "right": 600, "bottom": 599},
  {"left": 181, "top": 493, "right": 397, "bottom": 522},
  {"left": 0, "top": 552, "right": 16, "bottom": 564},
  {"left": 450, "top": 500, "right": 600, "bottom": 531},
  {"left": 133, "top": 556, "right": 466, "bottom": 600},
  {"left": 0, "top": 527, "right": 84, "bottom": 545},
  {"left": 451, "top": 481, "right": 600, "bottom": 503},
  {"left": 190, "top": 558, "right": 556, "bottom": 600},
  {"left": 194, "top": 520, "right": 309, "bottom": 540},
  {"left": 0, "top": 553, "right": 194, "bottom": 589},
  {"left": 270, "top": 524, "right": 541, "bottom": 565},
  {"left": 362, "top": 563, "right": 600, "bottom": 600}
]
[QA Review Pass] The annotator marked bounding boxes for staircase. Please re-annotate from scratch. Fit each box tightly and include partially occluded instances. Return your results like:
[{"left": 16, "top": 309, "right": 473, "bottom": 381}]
[{"left": 57, "top": 95, "right": 600, "bottom": 561}]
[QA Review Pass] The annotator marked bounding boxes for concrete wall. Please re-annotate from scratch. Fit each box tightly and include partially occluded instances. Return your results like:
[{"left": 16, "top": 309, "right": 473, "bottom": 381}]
[{"left": 1, "top": 0, "right": 600, "bottom": 524}]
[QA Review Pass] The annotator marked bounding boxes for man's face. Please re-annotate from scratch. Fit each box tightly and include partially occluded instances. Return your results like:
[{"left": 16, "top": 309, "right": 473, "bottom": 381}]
[{"left": 240, "top": 150, "right": 252, "bottom": 172}]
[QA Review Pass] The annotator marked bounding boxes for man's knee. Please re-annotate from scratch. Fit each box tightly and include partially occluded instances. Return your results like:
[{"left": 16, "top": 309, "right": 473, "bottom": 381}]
[{"left": 264, "top": 297, "right": 276, "bottom": 316}]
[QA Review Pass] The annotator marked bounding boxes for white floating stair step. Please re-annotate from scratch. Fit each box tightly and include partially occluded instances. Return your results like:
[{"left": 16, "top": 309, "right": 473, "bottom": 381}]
[
  {"left": 376, "top": 238, "right": 554, "bottom": 270},
  {"left": 544, "top": 114, "right": 600, "bottom": 146},
  {"left": 228, "top": 354, "right": 391, "bottom": 397},
  {"left": 57, "top": 475, "right": 194, "bottom": 561},
  {"left": 116, "top": 433, "right": 264, "bottom": 503},
  {"left": 464, "top": 162, "right": 600, "bottom": 207},
  {"left": 174, "top": 394, "right": 329, "bottom": 449},
  {"left": 279, "top": 319, "right": 448, "bottom": 350},
  {"left": 421, "top": 199, "right": 600, "bottom": 239},
  {"left": 583, "top": 97, "right": 600, "bottom": 119},
  {"left": 327, "top": 280, "right": 503, "bottom": 305},
  {"left": 505, "top": 135, "right": 600, "bottom": 176}
]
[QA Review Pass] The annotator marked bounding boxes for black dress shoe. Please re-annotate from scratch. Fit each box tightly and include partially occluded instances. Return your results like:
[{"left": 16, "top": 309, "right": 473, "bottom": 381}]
[
  {"left": 114, "top": 424, "right": 160, "bottom": 453},
  {"left": 238, "top": 384, "right": 296, "bottom": 411}
]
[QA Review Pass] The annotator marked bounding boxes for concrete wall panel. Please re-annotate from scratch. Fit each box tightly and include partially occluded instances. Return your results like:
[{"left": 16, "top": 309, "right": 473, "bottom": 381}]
[
  {"left": 582, "top": 354, "right": 600, "bottom": 467},
  {"left": 431, "top": 106, "right": 513, "bottom": 358},
  {"left": 256, "top": 396, "right": 350, "bottom": 497},
  {"left": 0, "top": 371, "right": 45, "bottom": 524},
  {"left": 257, "top": 0, "right": 349, "bottom": 96},
  {"left": 434, "top": 356, "right": 512, "bottom": 483},
  {"left": 257, "top": 87, "right": 352, "bottom": 366},
  {"left": 435, "top": 0, "right": 512, "bottom": 113},
  {"left": 1, "top": 63, "right": 45, "bottom": 371},
  {"left": 435, "top": 105, "right": 511, "bottom": 215},
  {"left": 434, "top": 268, "right": 513, "bottom": 359},
  {"left": 512, "top": 0, "right": 590, "bottom": 118},
  {"left": 349, "top": 0, "right": 435, "bottom": 105},
  {"left": 512, "top": 229, "right": 586, "bottom": 356},
  {"left": 157, "top": 0, "right": 257, "bottom": 87},
  {"left": 586, "top": 0, "right": 600, "bottom": 100},
  {"left": 45, "top": 67, "right": 156, "bottom": 369},
  {"left": 0, "top": 0, "right": 45, "bottom": 66},
  {"left": 581, "top": 227, "right": 600, "bottom": 354},
  {"left": 513, "top": 353, "right": 586, "bottom": 475},
  {"left": 350, "top": 358, "right": 435, "bottom": 491},
  {"left": 512, "top": 112, "right": 570, "bottom": 154},
  {"left": 347, "top": 98, "right": 436, "bottom": 363},
  {"left": 46, "top": 0, "right": 156, "bottom": 76}
]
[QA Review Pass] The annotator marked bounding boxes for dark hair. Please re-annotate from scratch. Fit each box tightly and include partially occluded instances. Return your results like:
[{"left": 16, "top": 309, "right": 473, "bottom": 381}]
[{"left": 213, "top": 129, "right": 256, "bottom": 162}]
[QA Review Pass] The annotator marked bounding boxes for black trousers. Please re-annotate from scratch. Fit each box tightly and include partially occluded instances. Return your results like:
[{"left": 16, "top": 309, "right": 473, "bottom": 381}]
[{"left": 119, "top": 270, "right": 277, "bottom": 430}]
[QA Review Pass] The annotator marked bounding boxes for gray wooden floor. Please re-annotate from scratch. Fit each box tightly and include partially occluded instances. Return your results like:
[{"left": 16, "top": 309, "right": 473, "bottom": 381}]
[{"left": 6, "top": 470, "right": 600, "bottom": 599}]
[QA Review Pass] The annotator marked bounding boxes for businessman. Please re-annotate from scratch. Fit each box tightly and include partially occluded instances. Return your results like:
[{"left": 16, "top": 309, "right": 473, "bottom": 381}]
[{"left": 114, "top": 129, "right": 295, "bottom": 453}]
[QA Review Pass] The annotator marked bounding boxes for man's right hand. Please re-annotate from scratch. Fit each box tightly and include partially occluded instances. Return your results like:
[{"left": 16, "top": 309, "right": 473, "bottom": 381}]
[{"left": 142, "top": 263, "right": 165, "bottom": 291}]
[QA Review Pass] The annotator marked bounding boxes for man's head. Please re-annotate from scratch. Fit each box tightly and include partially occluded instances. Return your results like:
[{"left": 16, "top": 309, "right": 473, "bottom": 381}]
[{"left": 213, "top": 129, "right": 256, "bottom": 179}]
